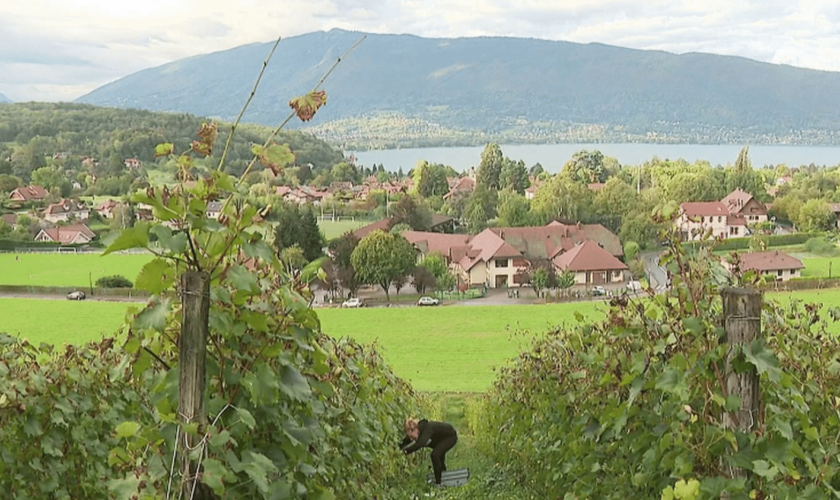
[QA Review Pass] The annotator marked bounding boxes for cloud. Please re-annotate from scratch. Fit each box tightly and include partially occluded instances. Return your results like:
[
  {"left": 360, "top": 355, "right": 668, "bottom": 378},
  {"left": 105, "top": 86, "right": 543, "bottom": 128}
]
[{"left": 2, "top": 0, "right": 840, "bottom": 102}]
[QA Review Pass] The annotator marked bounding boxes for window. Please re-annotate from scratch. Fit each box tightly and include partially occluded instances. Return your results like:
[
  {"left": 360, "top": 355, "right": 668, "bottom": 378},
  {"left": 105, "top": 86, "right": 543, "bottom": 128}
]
[
  {"left": 777, "top": 270, "right": 783, "bottom": 277},
  {"left": 700, "top": 216, "right": 705, "bottom": 223},
  {"left": 790, "top": 269, "right": 795, "bottom": 275},
  {"left": 495, "top": 259, "right": 508, "bottom": 268},
  {"left": 718, "top": 216, "right": 722, "bottom": 223}
]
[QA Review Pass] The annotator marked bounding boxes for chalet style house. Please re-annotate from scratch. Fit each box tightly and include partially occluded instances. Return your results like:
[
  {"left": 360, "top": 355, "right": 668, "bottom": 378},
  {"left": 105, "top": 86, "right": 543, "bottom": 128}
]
[
  {"left": 34, "top": 224, "right": 95, "bottom": 244},
  {"left": 9, "top": 185, "right": 48, "bottom": 202},
  {"left": 677, "top": 189, "right": 768, "bottom": 241},
  {"left": 43, "top": 199, "right": 90, "bottom": 223},
  {"left": 402, "top": 221, "right": 626, "bottom": 289},
  {"left": 725, "top": 250, "right": 804, "bottom": 282}
]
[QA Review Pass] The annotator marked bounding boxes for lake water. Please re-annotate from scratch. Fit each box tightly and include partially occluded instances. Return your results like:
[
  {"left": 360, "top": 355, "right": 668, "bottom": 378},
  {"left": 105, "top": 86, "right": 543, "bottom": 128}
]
[{"left": 349, "top": 144, "right": 840, "bottom": 173}]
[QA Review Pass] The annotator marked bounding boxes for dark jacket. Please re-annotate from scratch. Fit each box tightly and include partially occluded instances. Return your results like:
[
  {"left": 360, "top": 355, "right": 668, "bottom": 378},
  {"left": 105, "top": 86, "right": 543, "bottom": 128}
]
[{"left": 401, "top": 419, "right": 457, "bottom": 454}]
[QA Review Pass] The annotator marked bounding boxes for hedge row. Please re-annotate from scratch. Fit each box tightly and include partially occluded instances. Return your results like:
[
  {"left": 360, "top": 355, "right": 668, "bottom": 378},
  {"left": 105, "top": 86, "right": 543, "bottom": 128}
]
[
  {"left": 759, "top": 277, "right": 840, "bottom": 292},
  {"left": 684, "top": 232, "right": 818, "bottom": 251}
]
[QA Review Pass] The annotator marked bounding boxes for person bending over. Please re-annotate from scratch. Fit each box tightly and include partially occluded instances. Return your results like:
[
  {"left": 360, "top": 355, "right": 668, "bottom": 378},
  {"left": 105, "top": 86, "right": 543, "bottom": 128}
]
[{"left": 400, "top": 417, "right": 458, "bottom": 485}]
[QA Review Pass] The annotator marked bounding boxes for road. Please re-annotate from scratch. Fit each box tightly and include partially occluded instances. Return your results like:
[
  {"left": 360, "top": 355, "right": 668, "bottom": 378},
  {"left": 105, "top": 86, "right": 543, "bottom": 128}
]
[{"left": 641, "top": 250, "right": 669, "bottom": 291}]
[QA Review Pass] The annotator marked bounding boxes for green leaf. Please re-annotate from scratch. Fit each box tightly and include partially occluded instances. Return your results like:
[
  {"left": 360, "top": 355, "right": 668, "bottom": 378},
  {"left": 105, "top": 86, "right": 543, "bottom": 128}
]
[
  {"left": 133, "top": 298, "right": 172, "bottom": 332},
  {"left": 115, "top": 421, "right": 140, "bottom": 438},
  {"left": 154, "top": 142, "right": 174, "bottom": 157},
  {"left": 655, "top": 368, "right": 686, "bottom": 397},
  {"left": 236, "top": 408, "right": 256, "bottom": 429},
  {"left": 150, "top": 225, "right": 188, "bottom": 254},
  {"left": 227, "top": 264, "right": 258, "bottom": 292},
  {"left": 280, "top": 365, "right": 312, "bottom": 402},
  {"left": 135, "top": 258, "right": 176, "bottom": 295},
  {"left": 209, "top": 430, "right": 233, "bottom": 448},
  {"left": 201, "top": 458, "right": 228, "bottom": 495},
  {"left": 242, "top": 451, "right": 278, "bottom": 494},
  {"left": 743, "top": 339, "right": 780, "bottom": 379},
  {"left": 242, "top": 311, "right": 268, "bottom": 333},
  {"left": 102, "top": 222, "right": 150, "bottom": 256},
  {"left": 751, "top": 460, "right": 778, "bottom": 479},
  {"left": 108, "top": 476, "right": 141, "bottom": 500}
]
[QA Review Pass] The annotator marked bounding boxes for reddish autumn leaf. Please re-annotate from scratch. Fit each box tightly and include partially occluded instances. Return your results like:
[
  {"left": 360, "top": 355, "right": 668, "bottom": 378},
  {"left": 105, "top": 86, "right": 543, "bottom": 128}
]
[
  {"left": 288, "top": 90, "right": 327, "bottom": 122},
  {"left": 197, "top": 121, "right": 218, "bottom": 147},
  {"left": 191, "top": 141, "right": 212, "bottom": 156}
]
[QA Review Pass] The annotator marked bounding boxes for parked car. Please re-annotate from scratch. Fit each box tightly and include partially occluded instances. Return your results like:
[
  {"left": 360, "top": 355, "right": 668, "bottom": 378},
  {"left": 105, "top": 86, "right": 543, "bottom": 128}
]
[
  {"left": 66, "top": 291, "right": 86, "bottom": 301},
  {"left": 341, "top": 297, "right": 364, "bottom": 308},
  {"left": 626, "top": 281, "right": 642, "bottom": 292},
  {"left": 591, "top": 286, "right": 606, "bottom": 296},
  {"left": 417, "top": 296, "right": 440, "bottom": 306}
]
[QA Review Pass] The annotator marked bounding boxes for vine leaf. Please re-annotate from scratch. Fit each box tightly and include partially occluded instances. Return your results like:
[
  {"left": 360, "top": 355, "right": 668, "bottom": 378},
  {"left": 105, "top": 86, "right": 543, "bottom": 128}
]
[
  {"left": 133, "top": 298, "right": 171, "bottom": 332},
  {"left": 252, "top": 143, "right": 295, "bottom": 175},
  {"left": 743, "top": 339, "right": 780, "bottom": 379},
  {"left": 135, "top": 258, "right": 175, "bottom": 295},
  {"left": 280, "top": 365, "right": 312, "bottom": 402},
  {"left": 289, "top": 90, "right": 327, "bottom": 122},
  {"left": 242, "top": 451, "right": 278, "bottom": 494},
  {"left": 154, "top": 142, "right": 174, "bottom": 157},
  {"left": 114, "top": 421, "right": 140, "bottom": 439},
  {"left": 201, "top": 458, "right": 229, "bottom": 495},
  {"left": 102, "top": 222, "right": 150, "bottom": 256}
]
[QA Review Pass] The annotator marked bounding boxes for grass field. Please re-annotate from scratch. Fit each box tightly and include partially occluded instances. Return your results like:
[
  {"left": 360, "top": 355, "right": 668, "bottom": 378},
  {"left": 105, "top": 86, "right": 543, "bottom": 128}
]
[
  {"left": 801, "top": 257, "right": 840, "bottom": 278},
  {"left": 3, "top": 290, "right": 838, "bottom": 393},
  {"left": 0, "top": 253, "right": 154, "bottom": 287},
  {"left": 318, "top": 218, "right": 373, "bottom": 240}
]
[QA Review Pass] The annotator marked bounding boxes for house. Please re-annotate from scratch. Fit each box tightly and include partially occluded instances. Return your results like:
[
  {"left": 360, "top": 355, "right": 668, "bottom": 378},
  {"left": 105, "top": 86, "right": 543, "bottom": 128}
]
[
  {"left": 727, "top": 250, "right": 804, "bottom": 282},
  {"left": 34, "top": 224, "right": 95, "bottom": 244},
  {"left": 43, "top": 199, "right": 90, "bottom": 223},
  {"left": 677, "top": 189, "right": 767, "bottom": 241},
  {"left": 552, "top": 240, "right": 628, "bottom": 285},
  {"left": 9, "top": 185, "right": 48, "bottom": 202},
  {"left": 1, "top": 213, "right": 17, "bottom": 227},
  {"left": 124, "top": 158, "right": 141, "bottom": 169},
  {"left": 206, "top": 201, "right": 223, "bottom": 219},
  {"left": 587, "top": 183, "right": 606, "bottom": 191},
  {"left": 402, "top": 221, "right": 625, "bottom": 289},
  {"left": 443, "top": 177, "right": 475, "bottom": 201},
  {"left": 525, "top": 184, "right": 539, "bottom": 200},
  {"left": 95, "top": 200, "right": 120, "bottom": 219}
]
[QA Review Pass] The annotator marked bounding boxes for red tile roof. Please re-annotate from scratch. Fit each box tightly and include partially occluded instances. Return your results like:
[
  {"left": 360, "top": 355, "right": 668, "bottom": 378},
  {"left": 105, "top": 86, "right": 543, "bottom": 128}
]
[
  {"left": 403, "top": 231, "right": 471, "bottom": 257},
  {"left": 44, "top": 199, "right": 88, "bottom": 215},
  {"left": 552, "top": 240, "right": 628, "bottom": 272},
  {"left": 737, "top": 251, "right": 804, "bottom": 271},
  {"left": 10, "top": 185, "right": 48, "bottom": 201},
  {"left": 680, "top": 201, "right": 730, "bottom": 217},
  {"left": 37, "top": 224, "right": 95, "bottom": 244}
]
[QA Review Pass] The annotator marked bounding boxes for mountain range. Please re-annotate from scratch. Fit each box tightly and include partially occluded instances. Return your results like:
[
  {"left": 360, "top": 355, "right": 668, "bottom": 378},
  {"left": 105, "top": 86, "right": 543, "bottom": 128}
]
[
  {"left": 0, "top": 93, "right": 12, "bottom": 104},
  {"left": 76, "top": 29, "right": 840, "bottom": 148}
]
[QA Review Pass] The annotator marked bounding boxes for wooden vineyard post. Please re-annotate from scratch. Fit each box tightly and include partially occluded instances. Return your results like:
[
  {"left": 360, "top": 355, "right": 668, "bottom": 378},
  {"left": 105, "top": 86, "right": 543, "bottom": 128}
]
[
  {"left": 720, "top": 287, "right": 762, "bottom": 498},
  {"left": 179, "top": 271, "right": 213, "bottom": 499}
]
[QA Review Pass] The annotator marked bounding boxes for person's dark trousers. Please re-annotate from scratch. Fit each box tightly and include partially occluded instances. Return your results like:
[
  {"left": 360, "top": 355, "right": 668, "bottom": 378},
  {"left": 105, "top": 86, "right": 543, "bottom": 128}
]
[{"left": 430, "top": 435, "right": 458, "bottom": 484}]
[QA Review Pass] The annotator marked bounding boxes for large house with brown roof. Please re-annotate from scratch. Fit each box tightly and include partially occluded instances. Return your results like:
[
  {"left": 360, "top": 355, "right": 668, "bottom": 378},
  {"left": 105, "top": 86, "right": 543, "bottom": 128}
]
[
  {"left": 34, "top": 224, "right": 95, "bottom": 244},
  {"left": 9, "top": 185, "right": 48, "bottom": 202},
  {"left": 725, "top": 250, "right": 804, "bottom": 282},
  {"left": 402, "top": 221, "right": 626, "bottom": 289},
  {"left": 353, "top": 214, "right": 455, "bottom": 240},
  {"left": 677, "top": 189, "right": 768, "bottom": 241},
  {"left": 43, "top": 199, "right": 90, "bottom": 223}
]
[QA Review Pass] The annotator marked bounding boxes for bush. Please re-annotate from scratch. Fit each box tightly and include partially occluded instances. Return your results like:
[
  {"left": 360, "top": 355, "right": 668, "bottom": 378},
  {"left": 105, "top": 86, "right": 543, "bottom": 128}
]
[
  {"left": 94, "top": 274, "right": 133, "bottom": 288},
  {"left": 684, "top": 232, "right": 818, "bottom": 252},
  {"left": 803, "top": 237, "right": 840, "bottom": 257}
]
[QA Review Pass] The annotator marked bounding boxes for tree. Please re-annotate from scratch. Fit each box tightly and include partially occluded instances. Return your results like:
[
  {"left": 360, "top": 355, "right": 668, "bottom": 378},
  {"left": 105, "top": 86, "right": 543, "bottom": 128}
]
[
  {"left": 623, "top": 241, "right": 640, "bottom": 260},
  {"left": 411, "top": 265, "right": 436, "bottom": 294},
  {"left": 796, "top": 199, "right": 834, "bottom": 232},
  {"left": 351, "top": 230, "right": 417, "bottom": 300},
  {"left": 725, "top": 146, "right": 765, "bottom": 198},
  {"left": 556, "top": 270, "right": 575, "bottom": 291},
  {"left": 30, "top": 166, "right": 65, "bottom": 191},
  {"left": 499, "top": 158, "right": 529, "bottom": 194},
  {"left": 531, "top": 268, "right": 549, "bottom": 297},
  {"left": 529, "top": 163, "right": 544, "bottom": 177},
  {"left": 531, "top": 175, "right": 593, "bottom": 223},
  {"left": 110, "top": 204, "right": 136, "bottom": 231},
  {"left": 0, "top": 174, "right": 20, "bottom": 193},
  {"left": 389, "top": 222, "right": 411, "bottom": 235},
  {"left": 563, "top": 150, "right": 608, "bottom": 184},
  {"left": 435, "top": 271, "right": 456, "bottom": 292},
  {"left": 280, "top": 245, "right": 308, "bottom": 273},
  {"left": 330, "top": 162, "right": 358, "bottom": 183},
  {"left": 464, "top": 185, "right": 498, "bottom": 233},
  {"left": 420, "top": 252, "right": 448, "bottom": 279},
  {"left": 476, "top": 143, "right": 503, "bottom": 190},
  {"left": 496, "top": 190, "right": 531, "bottom": 227},
  {"left": 273, "top": 204, "right": 323, "bottom": 262},
  {"left": 412, "top": 160, "right": 449, "bottom": 198},
  {"left": 595, "top": 178, "right": 637, "bottom": 217},
  {"left": 299, "top": 207, "right": 324, "bottom": 261},
  {"left": 390, "top": 194, "right": 431, "bottom": 231}
]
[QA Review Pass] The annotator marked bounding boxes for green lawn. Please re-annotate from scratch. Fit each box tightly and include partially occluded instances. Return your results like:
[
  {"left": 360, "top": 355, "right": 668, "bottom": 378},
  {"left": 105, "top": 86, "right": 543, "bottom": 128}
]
[
  {"left": 0, "top": 298, "right": 135, "bottom": 345},
  {"left": 3, "top": 289, "right": 838, "bottom": 393},
  {"left": 318, "top": 218, "right": 373, "bottom": 241},
  {"left": 801, "top": 257, "right": 840, "bottom": 278},
  {"left": 0, "top": 253, "right": 154, "bottom": 287}
]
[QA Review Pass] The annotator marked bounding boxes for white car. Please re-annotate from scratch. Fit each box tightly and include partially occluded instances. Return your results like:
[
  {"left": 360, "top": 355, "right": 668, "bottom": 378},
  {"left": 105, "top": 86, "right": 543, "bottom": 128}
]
[
  {"left": 591, "top": 286, "right": 606, "bottom": 296},
  {"left": 626, "top": 281, "right": 642, "bottom": 292},
  {"left": 341, "top": 297, "right": 364, "bottom": 308},
  {"left": 66, "top": 291, "right": 86, "bottom": 300},
  {"left": 417, "top": 296, "right": 440, "bottom": 306}
]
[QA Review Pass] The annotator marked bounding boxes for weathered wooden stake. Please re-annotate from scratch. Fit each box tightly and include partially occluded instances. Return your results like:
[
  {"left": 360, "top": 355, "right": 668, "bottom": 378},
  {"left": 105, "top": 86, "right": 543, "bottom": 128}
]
[
  {"left": 721, "top": 287, "right": 762, "bottom": 497},
  {"left": 179, "top": 271, "right": 212, "bottom": 499}
]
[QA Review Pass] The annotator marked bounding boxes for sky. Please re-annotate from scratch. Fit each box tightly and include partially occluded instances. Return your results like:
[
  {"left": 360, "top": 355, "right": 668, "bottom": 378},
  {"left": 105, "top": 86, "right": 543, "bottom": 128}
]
[{"left": 3, "top": 0, "right": 840, "bottom": 103}]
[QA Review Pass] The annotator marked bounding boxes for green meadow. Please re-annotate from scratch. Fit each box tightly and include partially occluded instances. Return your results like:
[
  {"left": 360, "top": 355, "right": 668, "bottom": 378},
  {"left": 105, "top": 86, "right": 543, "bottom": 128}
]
[{"left": 0, "top": 253, "right": 153, "bottom": 287}]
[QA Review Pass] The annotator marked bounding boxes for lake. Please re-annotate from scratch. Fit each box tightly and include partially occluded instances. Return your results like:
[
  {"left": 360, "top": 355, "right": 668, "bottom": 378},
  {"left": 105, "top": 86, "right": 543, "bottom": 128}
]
[{"left": 349, "top": 144, "right": 840, "bottom": 173}]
